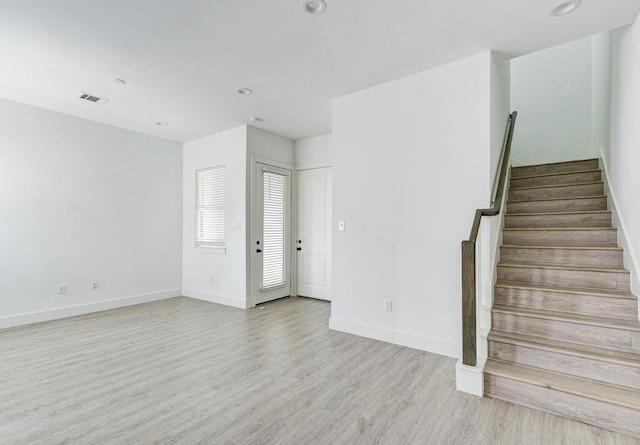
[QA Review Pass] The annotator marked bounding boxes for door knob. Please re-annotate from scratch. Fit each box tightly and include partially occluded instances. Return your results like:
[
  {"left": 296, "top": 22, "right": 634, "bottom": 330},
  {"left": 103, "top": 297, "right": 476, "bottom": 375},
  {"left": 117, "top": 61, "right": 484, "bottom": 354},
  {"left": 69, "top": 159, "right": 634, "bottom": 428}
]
[
  {"left": 296, "top": 247, "right": 302, "bottom": 251},
  {"left": 256, "top": 249, "right": 262, "bottom": 253}
]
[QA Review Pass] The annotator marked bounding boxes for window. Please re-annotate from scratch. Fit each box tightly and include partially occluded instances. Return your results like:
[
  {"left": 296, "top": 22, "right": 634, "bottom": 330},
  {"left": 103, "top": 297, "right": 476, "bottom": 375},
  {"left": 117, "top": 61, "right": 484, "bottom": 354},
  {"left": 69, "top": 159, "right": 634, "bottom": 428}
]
[
  {"left": 196, "top": 166, "right": 225, "bottom": 247},
  {"left": 262, "top": 170, "right": 287, "bottom": 289}
]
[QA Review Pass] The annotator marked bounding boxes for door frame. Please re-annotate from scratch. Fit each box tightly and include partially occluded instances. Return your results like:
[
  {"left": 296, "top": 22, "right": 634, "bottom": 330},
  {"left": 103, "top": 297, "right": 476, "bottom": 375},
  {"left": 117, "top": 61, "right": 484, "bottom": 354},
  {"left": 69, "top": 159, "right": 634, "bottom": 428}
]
[
  {"left": 293, "top": 161, "right": 332, "bottom": 300},
  {"left": 248, "top": 156, "right": 295, "bottom": 306},
  {"left": 292, "top": 162, "right": 333, "bottom": 301}
]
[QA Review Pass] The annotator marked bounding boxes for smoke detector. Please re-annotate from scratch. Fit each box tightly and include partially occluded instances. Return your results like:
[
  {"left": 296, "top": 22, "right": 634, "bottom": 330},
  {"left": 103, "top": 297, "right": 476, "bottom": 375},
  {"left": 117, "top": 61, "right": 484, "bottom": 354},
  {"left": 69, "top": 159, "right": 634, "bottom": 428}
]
[{"left": 79, "top": 93, "right": 110, "bottom": 105}]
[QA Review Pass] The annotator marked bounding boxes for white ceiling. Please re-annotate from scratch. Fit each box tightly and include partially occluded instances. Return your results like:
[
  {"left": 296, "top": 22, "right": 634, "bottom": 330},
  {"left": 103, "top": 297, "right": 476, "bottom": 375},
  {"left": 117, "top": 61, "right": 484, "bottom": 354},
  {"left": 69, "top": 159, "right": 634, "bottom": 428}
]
[{"left": 0, "top": 0, "right": 638, "bottom": 142}]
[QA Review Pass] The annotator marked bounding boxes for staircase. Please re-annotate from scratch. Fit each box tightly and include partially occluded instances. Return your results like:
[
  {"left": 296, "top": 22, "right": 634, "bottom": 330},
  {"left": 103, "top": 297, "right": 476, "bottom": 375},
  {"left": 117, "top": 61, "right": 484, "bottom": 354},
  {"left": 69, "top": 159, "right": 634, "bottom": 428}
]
[{"left": 484, "top": 158, "right": 640, "bottom": 438}]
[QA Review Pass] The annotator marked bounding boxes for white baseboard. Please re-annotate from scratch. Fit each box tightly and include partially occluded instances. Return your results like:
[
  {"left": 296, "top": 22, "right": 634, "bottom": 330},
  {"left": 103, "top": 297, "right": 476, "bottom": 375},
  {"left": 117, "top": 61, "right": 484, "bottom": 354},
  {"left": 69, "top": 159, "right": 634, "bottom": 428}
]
[
  {"left": 329, "top": 317, "right": 459, "bottom": 358},
  {"left": 182, "top": 289, "right": 249, "bottom": 309},
  {"left": 455, "top": 360, "right": 485, "bottom": 396},
  {"left": 0, "top": 289, "right": 181, "bottom": 329},
  {"left": 600, "top": 151, "right": 640, "bottom": 298}
]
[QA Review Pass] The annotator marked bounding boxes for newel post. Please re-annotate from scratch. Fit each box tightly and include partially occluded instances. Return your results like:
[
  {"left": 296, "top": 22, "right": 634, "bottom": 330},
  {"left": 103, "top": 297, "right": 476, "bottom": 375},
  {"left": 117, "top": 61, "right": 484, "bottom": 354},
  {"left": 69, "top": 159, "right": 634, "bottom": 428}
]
[{"left": 461, "top": 240, "right": 477, "bottom": 366}]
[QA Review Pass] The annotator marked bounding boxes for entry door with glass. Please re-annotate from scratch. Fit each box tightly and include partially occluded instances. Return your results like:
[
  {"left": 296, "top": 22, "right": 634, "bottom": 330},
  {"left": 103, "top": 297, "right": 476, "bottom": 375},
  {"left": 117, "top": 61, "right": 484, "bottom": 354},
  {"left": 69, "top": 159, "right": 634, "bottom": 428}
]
[{"left": 251, "top": 163, "right": 292, "bottom": 305}]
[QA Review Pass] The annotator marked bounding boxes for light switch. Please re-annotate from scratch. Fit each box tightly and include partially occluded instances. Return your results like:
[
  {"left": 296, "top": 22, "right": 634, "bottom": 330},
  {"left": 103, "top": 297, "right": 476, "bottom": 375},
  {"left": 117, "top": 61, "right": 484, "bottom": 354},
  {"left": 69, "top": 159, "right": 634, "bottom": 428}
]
[{"left": 338, "top": 221, "right": 345, "bottom": 231}]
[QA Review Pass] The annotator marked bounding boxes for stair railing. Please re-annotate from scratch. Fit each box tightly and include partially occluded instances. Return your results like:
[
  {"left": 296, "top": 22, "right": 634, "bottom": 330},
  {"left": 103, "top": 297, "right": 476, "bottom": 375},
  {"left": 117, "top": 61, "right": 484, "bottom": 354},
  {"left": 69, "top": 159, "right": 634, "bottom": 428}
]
[{"left": 461, "top": 111, "right": 518, "bottom": 367}]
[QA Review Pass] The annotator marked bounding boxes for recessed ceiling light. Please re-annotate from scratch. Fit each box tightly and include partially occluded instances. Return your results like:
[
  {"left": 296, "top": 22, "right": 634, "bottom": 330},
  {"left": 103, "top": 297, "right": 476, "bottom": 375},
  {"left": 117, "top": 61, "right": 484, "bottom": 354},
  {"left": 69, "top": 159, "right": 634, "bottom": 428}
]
[
  {"left": 238, "top": 88, "right": 253, "bottom": 95},
  {"left": 303, "top": 0, "right": 326, "bottom": 15},
  {"left": 112, "top": 78, "right": 127, "bottom": 86},
  {"left": 249, "top": 117, "right": 263, "bottom": 123},
  {"left": 550, "top": 0, "right": 581, "bottom": 16},
  {"left": 156, "top": 121, "right": 168, "bottom": 126}
]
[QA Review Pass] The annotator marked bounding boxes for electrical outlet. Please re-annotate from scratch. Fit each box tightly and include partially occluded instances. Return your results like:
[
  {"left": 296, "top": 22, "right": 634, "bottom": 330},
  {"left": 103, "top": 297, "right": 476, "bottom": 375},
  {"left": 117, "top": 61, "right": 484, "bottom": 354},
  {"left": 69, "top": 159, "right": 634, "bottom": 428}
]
[
  {"left": 385, "top": 300, "right": 392, "bottom": 312},
  {"left": 58, "top": 284, "right": 67, "bottom": 295},
  {"left": 91, "top": 281, "right": 98, "bottom": 289}
]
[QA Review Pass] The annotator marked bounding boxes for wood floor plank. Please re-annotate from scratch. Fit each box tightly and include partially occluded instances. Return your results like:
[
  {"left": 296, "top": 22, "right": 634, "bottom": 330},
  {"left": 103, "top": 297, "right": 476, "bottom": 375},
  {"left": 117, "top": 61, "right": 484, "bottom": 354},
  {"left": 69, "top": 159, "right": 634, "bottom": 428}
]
[{"left": 0, "top": 297, "right": 638, "bottom": 444}]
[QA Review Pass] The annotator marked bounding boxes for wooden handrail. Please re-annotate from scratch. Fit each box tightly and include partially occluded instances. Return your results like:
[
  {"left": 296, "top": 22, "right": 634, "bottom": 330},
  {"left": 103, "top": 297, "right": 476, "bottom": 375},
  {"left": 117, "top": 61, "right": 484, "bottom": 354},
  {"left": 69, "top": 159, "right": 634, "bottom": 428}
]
[{"left": 461, "top": 111, "right": 517, "bottom": 367}]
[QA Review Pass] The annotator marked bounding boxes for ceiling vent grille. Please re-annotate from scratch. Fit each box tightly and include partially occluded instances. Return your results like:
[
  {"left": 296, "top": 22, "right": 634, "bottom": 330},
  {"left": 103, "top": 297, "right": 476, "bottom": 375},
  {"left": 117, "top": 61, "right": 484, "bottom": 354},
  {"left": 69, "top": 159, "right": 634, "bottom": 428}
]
[{"left": 79, "top": 93, "right": 110, "bottom": 105}]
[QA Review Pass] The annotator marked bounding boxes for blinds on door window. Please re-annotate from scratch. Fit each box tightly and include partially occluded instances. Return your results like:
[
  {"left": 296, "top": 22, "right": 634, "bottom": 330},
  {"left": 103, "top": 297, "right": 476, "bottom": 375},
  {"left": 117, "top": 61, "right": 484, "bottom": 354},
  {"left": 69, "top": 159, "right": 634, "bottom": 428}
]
[
  {"left": 262, "top": 170, "right": 286, "bottom": 289},
  {"left": 196, "top": 166, "right": 225, "bottom": 247}
]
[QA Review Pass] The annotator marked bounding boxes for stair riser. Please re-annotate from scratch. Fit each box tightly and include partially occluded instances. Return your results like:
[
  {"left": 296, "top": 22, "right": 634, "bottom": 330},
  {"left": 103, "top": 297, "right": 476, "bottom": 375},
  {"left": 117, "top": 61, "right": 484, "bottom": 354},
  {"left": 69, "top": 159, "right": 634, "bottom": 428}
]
[
  {"left": 494, "top": 287, "right": 638, "bottom": 320},
  {"left": 510, "top": 170, "right": 602, "bottom": 189},
  {"left": 497, "top": 266, "right": 630, "bottom": 291},
  {"left": 509, "top": 183, "right": 604, "bottom": 202},
  {"left": 507, "top": 197, "right": 607, "bottom": 214},
  {"left": 489, "top": 340, "right": 640, "bottom": 390},
  {"left": 499, "top": 247, "right": 623, "bottom": 268},
  {"left": 492, "top": 312, "right": 638, "bottom": 351},
  {"left": 504, "top": 212, "right": 611, "bottom": 229},
  {"left": 502, "top": 229, "right": 618, "bottom": 246},
  {"left": 511, "top": 159, "right": 600, "bottom": 178},
  {"left": 485, "top": 374, "right": 640, "bottom": 438}
]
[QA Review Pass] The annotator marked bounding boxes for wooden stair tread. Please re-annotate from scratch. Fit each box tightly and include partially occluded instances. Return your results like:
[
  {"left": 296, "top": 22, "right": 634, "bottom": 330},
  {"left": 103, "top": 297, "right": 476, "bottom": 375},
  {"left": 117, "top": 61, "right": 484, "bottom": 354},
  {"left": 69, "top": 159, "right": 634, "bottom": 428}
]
[
  {"left": 494, "top": 281, "right": 636, "bottom": 299},
  {"left": 502, "top": 227, "right": 614, "bottom": 231},
  {"left": 492, "top": 304, "right": 640, "bottom": 331},
  {"left": 512, "top": 158, "right": 599, "bottom": 169},
  {"left": 489, "top": 331, "right": 640, "bottom": 367},
  {"left": 501, "top": 244, "right": 622, "bottom": 251},
  {"left": 497, "top": 262, "right": 629, "bottom": 274},
  {"left": 510, "top": 168, "right": 601, "bottom": 181},
  {"left": 508, "top": 194, "right": 606, "bottom": 204},
  {"left": 505, "top": 210, "right": 611, "bottom": 217},
  {"left": 484, "top": 360, "right": 640, "bottom": 410},
  {"left": 509, "top": 181, "right": 603, "bottom": 191}
]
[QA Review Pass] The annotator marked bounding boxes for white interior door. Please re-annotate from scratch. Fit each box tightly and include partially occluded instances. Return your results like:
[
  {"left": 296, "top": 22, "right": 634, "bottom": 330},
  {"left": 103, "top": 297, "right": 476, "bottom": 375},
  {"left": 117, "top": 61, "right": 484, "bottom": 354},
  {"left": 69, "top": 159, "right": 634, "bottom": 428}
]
[
  {"left": 296, "top": 167, "right": 331, "bottom": 301},
  {"left": 251, "top": 163, "right": 292, "bottom": 305}
]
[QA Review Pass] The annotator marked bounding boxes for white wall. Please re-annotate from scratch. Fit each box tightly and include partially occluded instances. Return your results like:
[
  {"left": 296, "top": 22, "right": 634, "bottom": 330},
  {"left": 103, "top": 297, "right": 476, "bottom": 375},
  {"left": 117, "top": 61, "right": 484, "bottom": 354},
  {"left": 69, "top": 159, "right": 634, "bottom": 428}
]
[
  {"left": 591, "top": 33, "right": 612, "bottom": 156},
  {"left": 511, "top": 37, "right": 594, "bottom": 165},
  {"left": 182, "top": 126, "right": 249, "bottom": 308},
  {"left": 0, "top": 98, "right": 182, "bottom": 326},
  {"left": 490, "top": 54, "right": 512, "bottom": 184},
  {"left": 607, "top": 20, "right": 640, "bottom": 296},
  {"left": 330, "top": 52, "right": 495, "bottom": 358},
  {"left": 294, "top": 134, "right": 332, "bottom": 166},
  {"left": 247, "top": 126, "right": 295, "bottom": 166}
]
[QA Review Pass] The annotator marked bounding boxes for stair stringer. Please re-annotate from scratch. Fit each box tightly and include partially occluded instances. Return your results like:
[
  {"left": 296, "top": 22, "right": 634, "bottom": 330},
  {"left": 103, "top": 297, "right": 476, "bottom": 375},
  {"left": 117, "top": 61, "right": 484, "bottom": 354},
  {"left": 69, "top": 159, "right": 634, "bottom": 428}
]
[{"left": 600, "top": 150, "right": 640, "bottom": 313}]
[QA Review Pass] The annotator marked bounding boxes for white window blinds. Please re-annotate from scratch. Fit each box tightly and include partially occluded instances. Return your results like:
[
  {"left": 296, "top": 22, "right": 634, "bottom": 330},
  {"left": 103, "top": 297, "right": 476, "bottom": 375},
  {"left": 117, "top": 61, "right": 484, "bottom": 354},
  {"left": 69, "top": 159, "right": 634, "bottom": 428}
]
[
  {"left": 262, "top": 170, "right": 286, "bottom": 289},
  {"left": 196, "top": 166, "right": 225, "bottom": 247}
]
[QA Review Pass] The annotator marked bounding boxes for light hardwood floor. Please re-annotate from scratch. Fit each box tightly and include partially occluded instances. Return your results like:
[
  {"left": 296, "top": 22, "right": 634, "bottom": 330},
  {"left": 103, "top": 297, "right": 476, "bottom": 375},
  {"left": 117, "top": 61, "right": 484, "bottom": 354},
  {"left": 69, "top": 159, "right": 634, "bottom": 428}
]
[{"left": 0, "top": 297, "right": 638, "bottom": 445}]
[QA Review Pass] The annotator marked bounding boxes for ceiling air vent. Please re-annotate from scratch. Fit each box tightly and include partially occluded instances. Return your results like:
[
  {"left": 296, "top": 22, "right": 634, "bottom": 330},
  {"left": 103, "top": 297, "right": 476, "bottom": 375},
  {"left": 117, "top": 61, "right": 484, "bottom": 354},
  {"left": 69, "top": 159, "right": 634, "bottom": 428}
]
[{"left": 79, "top": 93, "right": 110, "bottom": 105}]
